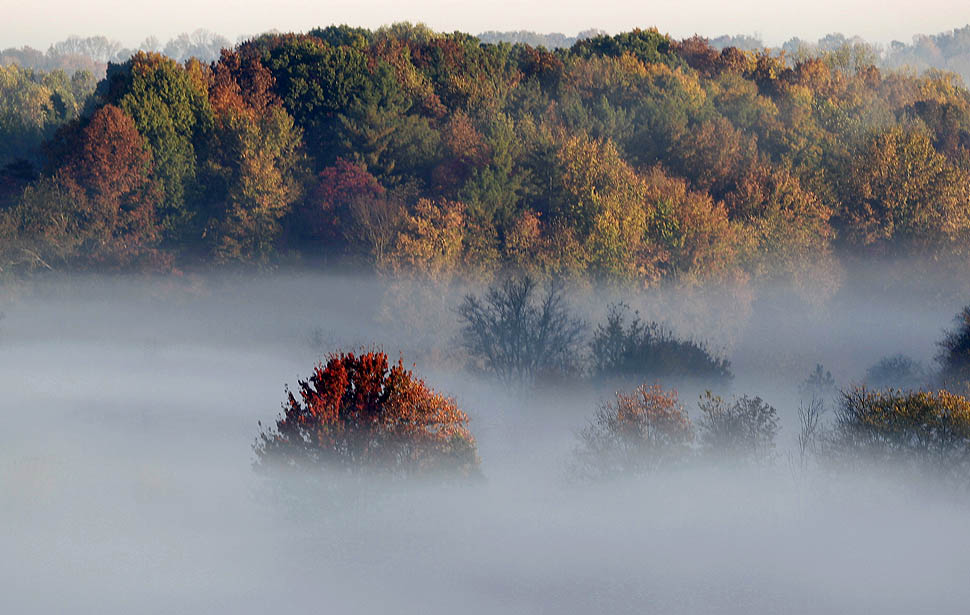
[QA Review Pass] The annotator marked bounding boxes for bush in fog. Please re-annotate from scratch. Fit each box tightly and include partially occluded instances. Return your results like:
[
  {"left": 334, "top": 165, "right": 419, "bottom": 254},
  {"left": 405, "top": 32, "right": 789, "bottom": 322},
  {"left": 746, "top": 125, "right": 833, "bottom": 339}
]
[
  {"left": 827, "top": 388, "right": 970, "bottom": 480},
  {"left": 458, "top": 276, "right": 586, "bottom": 385},
  {"left": 864, "top": 354, "right": 927, "bottom": 391},
  {"left": 254, "top": 350, "right": 480, "bottom": 478},
  {"left": 571, "top": 384, "right": 694, "bottom": 480},
  {"left": 697, "top": 393, "right": 779, "bottom": 464},
  {"left": 798, "top": 363, "right": 837, "bottom": 402},
  {"left": 938, "top": 306, "right": 970, "bottom": 393},
  {"left": 590, "top": 304, "right": 732, "bottom": 386}
]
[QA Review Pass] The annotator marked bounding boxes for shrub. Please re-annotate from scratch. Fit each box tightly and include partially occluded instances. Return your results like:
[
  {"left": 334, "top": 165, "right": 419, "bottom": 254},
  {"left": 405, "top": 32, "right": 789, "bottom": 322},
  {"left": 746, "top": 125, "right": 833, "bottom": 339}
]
[
  {"left": 798, "top": 363, "right": 837, "bottom": 402},
  {"left": 571, "top": 384, "right": 694, "bottom": 480},
  {"left": 864, "top": 353, "right": 927, "bottom": 391},
  {"left": 696, "top": 393, "right": 779, "bottom": 464},
  {"left": 829, "top": 388, "right": 970, "bottom": 481},
  {"left": 254, "top": 350, "right": 480, "bottom": 478},
  {"left": 938, "top": 306, "right": 970, "bottom": 393},
  {"left": 590, "top": 303, "right": 732, "bottom": 385},
  {"left": 458, "top": 276, "right": 586, "bottom": 386}
]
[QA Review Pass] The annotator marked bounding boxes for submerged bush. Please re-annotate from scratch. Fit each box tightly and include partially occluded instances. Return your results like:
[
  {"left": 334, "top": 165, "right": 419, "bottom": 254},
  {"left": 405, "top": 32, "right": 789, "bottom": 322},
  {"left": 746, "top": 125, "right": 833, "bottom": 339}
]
[
  {"left": 864, "top": 353, "right": 927, "bottom": 391},
  {"left": 590, "top": 303, "right": 732, "bottom": 385},
  {"left": 697, "top": 393, "right": 779, "bottom": 464},
  {"left": 828, "top": 388, "right": 970, "bottom": 481},
  {"left": 571, "top": 384, "right": 694, "bottom": 480},
  {"left": 254, "top": 350, "right": 480, "bottom": 479},
  {"left": 458, "top": 276, "right": 586, "bottom": 386}
]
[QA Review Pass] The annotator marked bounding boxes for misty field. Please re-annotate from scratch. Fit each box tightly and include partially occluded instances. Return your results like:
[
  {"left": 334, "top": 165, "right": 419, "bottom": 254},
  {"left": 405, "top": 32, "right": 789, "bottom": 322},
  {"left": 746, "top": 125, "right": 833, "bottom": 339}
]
[{"left": 3, "top": 271, "right": 970, "bottom": 614}]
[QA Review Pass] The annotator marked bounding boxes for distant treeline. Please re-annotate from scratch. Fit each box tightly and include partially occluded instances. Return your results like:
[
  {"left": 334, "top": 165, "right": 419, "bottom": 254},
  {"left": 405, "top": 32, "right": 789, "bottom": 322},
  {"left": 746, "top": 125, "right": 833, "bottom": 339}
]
[
  {"left": 488, "top": 27, "right": 970, "bottom": 86},
  {"left": 0, "top": 30, "right": 234, "bottom": 76},
  {"left": 2, "top": 23, "right": 970, "bottom": 283}
]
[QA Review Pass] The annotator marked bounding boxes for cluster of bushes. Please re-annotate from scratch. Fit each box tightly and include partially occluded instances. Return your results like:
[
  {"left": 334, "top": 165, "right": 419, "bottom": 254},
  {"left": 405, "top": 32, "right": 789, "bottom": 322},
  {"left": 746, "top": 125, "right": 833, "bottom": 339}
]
[
  {"left": 255, "top": 348, "right": 970, "bottom": 489},
  {"left": 458, "top": 276, "right": 732, "bottom": 388},
  {"left": 570, "top": 385, "right": 778, "bottom": 480},
  {"left": 254, "top": 350, "right": 768, "bottom": 482},
  {"left": 792, "top": 388, "right": 970, "bottom": 485}
]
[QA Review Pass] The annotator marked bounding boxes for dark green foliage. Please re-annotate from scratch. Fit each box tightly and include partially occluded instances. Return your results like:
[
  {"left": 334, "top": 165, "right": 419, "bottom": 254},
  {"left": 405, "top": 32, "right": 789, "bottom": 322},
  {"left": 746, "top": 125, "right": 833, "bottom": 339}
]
[
  {"left": 570, "top": 28, "right": 680, "bottom": 67},
  {"left": 590, "top": 304, "right": 732, "bottom": 385},
  {"left": 100, "top": 52, "right": 214, "bottom": 239},
  {"left": 458, "top": 276, "right": 586, "bottom": 386}
]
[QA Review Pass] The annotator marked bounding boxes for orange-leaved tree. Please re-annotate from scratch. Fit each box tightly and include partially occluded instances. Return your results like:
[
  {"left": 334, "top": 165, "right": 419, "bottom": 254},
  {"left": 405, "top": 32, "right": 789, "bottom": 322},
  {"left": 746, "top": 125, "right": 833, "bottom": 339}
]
[
  {"left": 571, "top": 384, "right": 694, "bottom": 480},
  {"left": 255, "top": 350, "right": 480, "bottom": 478}
]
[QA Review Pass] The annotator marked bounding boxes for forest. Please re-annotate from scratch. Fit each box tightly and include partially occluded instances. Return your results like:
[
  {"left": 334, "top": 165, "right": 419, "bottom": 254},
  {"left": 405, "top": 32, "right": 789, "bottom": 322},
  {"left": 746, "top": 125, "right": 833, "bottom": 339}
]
[{"left": 2, "top": 23, "right": 970, "bottom": 291}]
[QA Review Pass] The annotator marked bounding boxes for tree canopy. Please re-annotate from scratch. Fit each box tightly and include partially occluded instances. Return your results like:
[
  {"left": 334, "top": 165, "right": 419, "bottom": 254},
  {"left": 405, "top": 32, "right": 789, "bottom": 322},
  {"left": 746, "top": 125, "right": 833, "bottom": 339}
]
[{"left": 4, "top": 23, "right": 970, "bottom": 283}]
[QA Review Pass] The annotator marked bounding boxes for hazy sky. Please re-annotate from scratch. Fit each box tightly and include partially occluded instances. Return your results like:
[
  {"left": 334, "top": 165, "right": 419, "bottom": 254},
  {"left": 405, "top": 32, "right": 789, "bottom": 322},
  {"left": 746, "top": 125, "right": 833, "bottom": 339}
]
[{"left": 3, "top": 0, "right": 970, "bottom": 49}]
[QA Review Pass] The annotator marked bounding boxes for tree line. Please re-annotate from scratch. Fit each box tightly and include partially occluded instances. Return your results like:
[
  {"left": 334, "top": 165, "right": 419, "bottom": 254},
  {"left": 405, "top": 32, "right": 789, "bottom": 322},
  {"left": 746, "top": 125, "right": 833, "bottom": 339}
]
[{"left": 3, "top": 24, "right": 970, "bottom": 282}]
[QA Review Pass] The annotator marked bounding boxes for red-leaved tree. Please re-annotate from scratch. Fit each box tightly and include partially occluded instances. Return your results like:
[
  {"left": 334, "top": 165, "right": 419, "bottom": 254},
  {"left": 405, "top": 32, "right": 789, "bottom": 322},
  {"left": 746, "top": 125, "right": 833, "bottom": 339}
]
[{"left": 255, "top": 350, "right": 480, "bottom": 478}]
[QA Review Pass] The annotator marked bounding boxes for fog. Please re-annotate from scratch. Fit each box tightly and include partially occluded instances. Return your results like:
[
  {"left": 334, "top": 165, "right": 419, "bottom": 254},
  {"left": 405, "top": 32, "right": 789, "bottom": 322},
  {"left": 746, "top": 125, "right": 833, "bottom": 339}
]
[
  {"left": 2, "top": 268, "right": 970, "bottom": 613},
  {"left": 6, "top": 0, "right": 970, "bottom": 51}
]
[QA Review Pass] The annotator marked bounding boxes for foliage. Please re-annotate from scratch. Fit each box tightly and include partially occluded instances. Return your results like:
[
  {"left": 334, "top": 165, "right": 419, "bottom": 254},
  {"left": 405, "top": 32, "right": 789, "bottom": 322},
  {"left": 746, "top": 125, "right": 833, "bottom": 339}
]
[
  {"left": 387, "top": 198, "right": 468, "bottom": 280},
  {"left": 5, "top": 104, "right": 166, "bottom": 269},
  {"left": 590, "top": 303, "right": 732, "bottom": 385},
  {"left": 101, "top": 51, "right": 213, "bottom": 239},
  {"left": 864, "top": 354, "right": 927, "bottom": 391},
  {"left": 938, "top": 305, "right": 970, "bottom": 393},
  {"left": 571, "top": 384, "right": 693, "bottom": 480},
  {"left": 254, "top": 350, "right": 480, "bottom": 478},
  {"left": 457, "top": 276, "right": 586, "bottom": 385},
  {"left": 204, "top": 54, "right": 304, "bottom": 263},
  {"left": 696, "top": 392, "right": 779, "bottom": 464},
  {"left": 828, "top": 388, "right": 970, "bottom": 481},
  {"left": 6, "top": 25, "right": 970, "bottom": 275},
  {"left": 0, "top": 64, "right": 94, "bottom": 168}
]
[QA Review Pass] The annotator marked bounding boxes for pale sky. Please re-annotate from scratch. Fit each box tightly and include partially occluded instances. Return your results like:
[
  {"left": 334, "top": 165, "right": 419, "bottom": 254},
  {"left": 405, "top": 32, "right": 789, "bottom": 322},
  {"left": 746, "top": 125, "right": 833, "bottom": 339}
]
[{"left": 3, "top": 0, "right": 970, "bottom": 50}]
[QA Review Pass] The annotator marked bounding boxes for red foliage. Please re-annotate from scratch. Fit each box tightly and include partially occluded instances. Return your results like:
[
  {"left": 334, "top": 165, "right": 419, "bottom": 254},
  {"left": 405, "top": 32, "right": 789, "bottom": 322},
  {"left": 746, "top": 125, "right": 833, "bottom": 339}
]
[
  {"left": 674, "top": 36, "right": 721, "bottom": 76},
  {"left": 300, "top": 158, "right": 385, "bottom": 243},
  {"left": 211, "top": 49, "right": 279, "bottom": 114},
  {"left": 255, "top": 350, "right": 480, "bottom": 477},
  {"left": 60, "top": 104, "right": 167, "bottom": 268}
]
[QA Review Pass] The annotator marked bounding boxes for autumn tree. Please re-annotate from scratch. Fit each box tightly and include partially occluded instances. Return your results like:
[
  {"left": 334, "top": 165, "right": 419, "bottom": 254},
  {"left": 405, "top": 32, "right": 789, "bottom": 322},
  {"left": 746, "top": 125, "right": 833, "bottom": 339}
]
[
  {"left": 387, "top": 198, "right": 467, "bottom": 279},
  {"left": 828, "top": 388, "right": 970, "bottom": 482},
  {"left": 571, "top": 384, "right": 694, "bottom": 480},
  {"left": 297, "top": 157, "right": 386, "bottom": 249},
  {"left": 11, "top": 104, "right": 165, "bottom": 269},
  {"left": 839, "top": 128, "right": 970, "bottom": 252},
  {"left": 205, "top": 51, "right": 304, "bottom": 263},
  {"left": 254, "top": 350, "right": 480, "bottom": 478},
  {"left": 103, "top": 51, "right": 214, "bottom": 239}
]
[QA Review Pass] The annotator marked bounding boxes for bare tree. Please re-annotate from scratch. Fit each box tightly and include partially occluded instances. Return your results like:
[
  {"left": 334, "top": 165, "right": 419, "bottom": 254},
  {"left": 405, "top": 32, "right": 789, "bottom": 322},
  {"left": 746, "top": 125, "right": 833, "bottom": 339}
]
[{"left": 457, "top": 276, "right": 586, "bottom": 386}]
